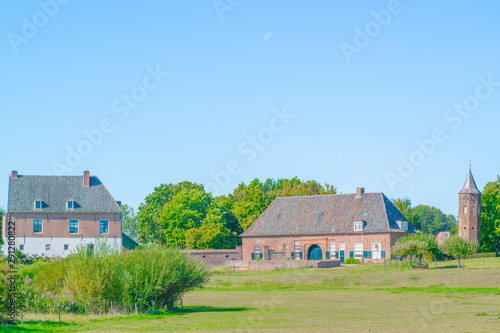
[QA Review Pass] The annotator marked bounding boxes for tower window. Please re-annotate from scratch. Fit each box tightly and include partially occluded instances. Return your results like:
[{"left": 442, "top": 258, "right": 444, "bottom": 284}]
[
  {"left": 464, "top": 227, "right": 467, "bottom": 230},
  {"left": 463, "top": 206, "right": 468, "bottom": 214},
  {"left": 471, "top": 206, "right": 475, "bottom": 214}
]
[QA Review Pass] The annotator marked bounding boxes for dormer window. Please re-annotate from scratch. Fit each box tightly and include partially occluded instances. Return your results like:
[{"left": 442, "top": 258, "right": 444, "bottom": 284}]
[
  {"left": 67, "top": 200, "right": 76, "bottom": 210},
  {"left": 354, "top": 221, "right": 364, "bottom": 231},
  {"left": 34, "top": 200, "right": 43, "bottom": 209},
  {"left": 397, "top": 220, "right": 408, "bottom": 231}
]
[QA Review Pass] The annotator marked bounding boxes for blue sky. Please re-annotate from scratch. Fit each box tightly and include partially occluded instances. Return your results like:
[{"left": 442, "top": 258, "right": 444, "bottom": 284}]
[{"left": 1, "top": 0, "right": 499, "bottom": 216}]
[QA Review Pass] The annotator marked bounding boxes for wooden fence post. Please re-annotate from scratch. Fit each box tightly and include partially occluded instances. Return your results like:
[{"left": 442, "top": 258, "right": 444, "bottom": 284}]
[
  {"left": 21, "top": 310, "right": 23, "bottom": 325},
  {"left": 111, "top": 301, "right": 114, "bottom": 316},
  {"left": 135, "top": 303, "right": 138, "bottom": 315},
  {"left": 58, "top": 306, "right": 61, "bottom": 323},
  {"left": 152, "top": 300, "right": 155, "bottom": 312},
  {"left": 181, "top": 299, "right": 183, "bottom": 311}
]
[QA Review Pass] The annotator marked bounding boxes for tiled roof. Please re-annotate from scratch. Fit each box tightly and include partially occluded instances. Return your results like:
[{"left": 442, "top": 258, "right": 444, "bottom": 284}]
[
  {"left": 241, "top": 192, "right": 417, "bottom": 237},
  {"left": 459, "top": 170, "right": 481, "bottom": 194},
  {"left": 8, "top": 175, "right": 122, "bottom": 214}
]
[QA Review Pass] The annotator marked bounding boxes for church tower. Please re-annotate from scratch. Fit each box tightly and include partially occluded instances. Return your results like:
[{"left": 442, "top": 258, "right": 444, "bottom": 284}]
[{"left": 458, "top": 167, "right": 481, "bottom": 244}]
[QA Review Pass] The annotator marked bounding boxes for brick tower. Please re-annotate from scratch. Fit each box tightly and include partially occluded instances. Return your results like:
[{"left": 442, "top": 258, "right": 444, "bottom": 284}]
[{"left": 458, "top": 167, "right": 481, "bottom": 244}]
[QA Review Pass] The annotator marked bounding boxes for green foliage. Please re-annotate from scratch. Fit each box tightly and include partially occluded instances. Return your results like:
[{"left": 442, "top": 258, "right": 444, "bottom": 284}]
[
  {"left": 0, "top": 245, "right": 209, "bottom": 316},
  {"left": 480, "top": 175, "right": 500, "bottom": 252},
  {"left": 440, "top": 236, "right": 479, "bottom": 259},
  {"left": 391, "top": 233, "right": 440, "bottom": 263},
  {"left": 137, "top": 178, "right": 336, "bottom": 248},
  {"left": 344, "top": 259, "right": 359, "bottom": 264},
  {"left": 230, "top": 177, "right": 336, "bottom": 231},
  {"left": 122, "top": 204, "right": 139, "bottom": 242},
  {"left": 390, "top": 198, "right": 456, "bottom": 235}
]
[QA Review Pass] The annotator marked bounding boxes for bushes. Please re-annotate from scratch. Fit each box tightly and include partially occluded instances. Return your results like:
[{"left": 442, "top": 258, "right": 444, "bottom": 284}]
[
  {"left": 2, "top": 244, "right": 209, "bottom": 315},
  {"left": 344, "top": 259, "right": 359, "bottom": 264}
]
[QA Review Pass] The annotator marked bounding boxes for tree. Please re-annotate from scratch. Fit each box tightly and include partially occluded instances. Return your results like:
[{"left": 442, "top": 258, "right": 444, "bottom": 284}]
[
  {"left": 411, "top": 205, "right": 456, "bottom": 235},
  {"left": 158, "top": 188, "right": 211, "bottom": 247},
  {"left": 230, "top": 178, "right": 336, "bottom": 232},
  {"left": 391, "top": 198, "right": 414, "bottom": 225},
  {"left": 137, "top": 181, "right": 205, "bottom": 244},
  {"left": 122, "top": 204, "right": 139, "bottom": 242},
  {"left": 440, "top": 236, "right": 479, "bottom": 269},
  {"left": 480, "top": 176, "right": 500, "bottom": 252},
  {"left": 391, "top": 233, "right": 440, "bottom": 270}
]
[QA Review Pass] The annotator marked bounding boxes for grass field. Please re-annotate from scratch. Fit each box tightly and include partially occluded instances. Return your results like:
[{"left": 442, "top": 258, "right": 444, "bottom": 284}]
[{"left": 4, "top": 258, "right": 500, "bottom": 332}]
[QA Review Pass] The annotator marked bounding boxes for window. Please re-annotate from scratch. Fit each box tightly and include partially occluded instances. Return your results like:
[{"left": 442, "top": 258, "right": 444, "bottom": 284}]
[
  {"left": 294, "top": 242, "right": 300, "bottom": 253},
  {"left": 471, "top": 206, "right": 475, "bottom": 214},
  {"left": 34, "top": 200, "right": 43, "bottom": 209},
  {"left": 371, "top": 242, "right": 381, "bottom": 259},
  {"left": 339, "top": 243, "right": 345, "bottom": 251},
  {"left": 254, "top": 245, "right": 261, "bottom": 253},
  {"left": 397, "top": 220, "right": 408, "bottom": 231},
  {"left": 46, "top": 244, "right": 51, "bottom": 251},
  {"left": 353, "top": 221, "right": 363, "bottom": 231},
  {"left": 33, "top": 219, "right": 42, "bottom": 233},
  {"left": 67, "top": 200, "right": 75, "bottom": 209},
  {"left": 464, "top": 206, "right": 468, "bottom": 214},
  {"left": 99, "top": 220, "right": 109, "bottom": 234},
  {"left": 64, "top": 244, "right": 69, "bottom": 251},
  {"left": 354, "top": 243, "right": 363, "bottom": 259},
  {"left": 330, "top": 243, "right": 336, "bottom": 252},
  {"left": 19, "top": 244, "right": 24, "bottom": 251},
  {"left": 69, "top": 220, "right": 79, "bottom": 234}
]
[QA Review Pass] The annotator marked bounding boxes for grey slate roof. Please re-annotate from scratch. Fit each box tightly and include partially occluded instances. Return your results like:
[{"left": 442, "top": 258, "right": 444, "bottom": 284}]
[
  {"left": 8, "top": 175, "right": 122, "bottom": 214},
  {"left": 459, "top": 170, "right": 481, "bottom": 194},
  {"left": 241, "top": 192, "right": 417, "bottom": 237}
]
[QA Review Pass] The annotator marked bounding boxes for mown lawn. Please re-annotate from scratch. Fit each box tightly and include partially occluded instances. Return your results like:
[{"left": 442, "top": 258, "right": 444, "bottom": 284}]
[{"left": 4, "top": 258, "right": 500, "bottom": 332}]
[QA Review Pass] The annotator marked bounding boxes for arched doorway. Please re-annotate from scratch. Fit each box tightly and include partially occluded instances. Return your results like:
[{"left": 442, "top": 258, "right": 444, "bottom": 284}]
[{"left": 308, "top": 245, "right": 322, "bottom": 260}]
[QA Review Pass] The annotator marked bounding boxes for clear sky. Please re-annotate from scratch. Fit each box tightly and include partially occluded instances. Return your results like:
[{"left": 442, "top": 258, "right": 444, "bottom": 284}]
[{"left": 1, "top": 0, "right": 499, "bottom": 216}]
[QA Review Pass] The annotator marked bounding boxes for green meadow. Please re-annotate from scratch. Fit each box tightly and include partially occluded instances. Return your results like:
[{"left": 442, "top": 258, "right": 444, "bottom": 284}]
[{"left": 5, "top": 258, "right": 500, "bottom": 332}]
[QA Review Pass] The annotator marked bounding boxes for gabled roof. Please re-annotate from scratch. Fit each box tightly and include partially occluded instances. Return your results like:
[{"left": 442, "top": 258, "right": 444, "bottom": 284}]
[
  {"left": 8, "top": 175, "right": 122, "bottom": 214},
  {"left": 241, "top": 192, "right": 417, "bottom": 237},
  {"left": 459, "top": 170, "right": 481, "bottom": 194}
]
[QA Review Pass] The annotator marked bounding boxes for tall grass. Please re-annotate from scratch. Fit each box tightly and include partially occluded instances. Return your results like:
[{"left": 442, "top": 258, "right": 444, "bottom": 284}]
[{"left": 1, "top": 244, "right": 209, "bottom": 319}]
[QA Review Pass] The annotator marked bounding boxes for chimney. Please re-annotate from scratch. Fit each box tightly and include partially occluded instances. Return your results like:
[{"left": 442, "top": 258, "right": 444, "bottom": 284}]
[
  {"left": 356, "top": 187, "right": 365, "bottom": 197},
  {"left": 11, "top": 171, "right": 18, "bottom": 179},
  {"left": 83, "top": 171, "right": 90, "bottom": 187}
]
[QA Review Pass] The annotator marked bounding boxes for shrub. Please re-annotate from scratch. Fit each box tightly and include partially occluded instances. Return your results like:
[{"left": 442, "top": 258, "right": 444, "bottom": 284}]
[
  {"left": 344, "top": 259, "right": 359, "bottom": 264},
  {"left": 2, "top": 244, "right": 209, "bottom": 315}
]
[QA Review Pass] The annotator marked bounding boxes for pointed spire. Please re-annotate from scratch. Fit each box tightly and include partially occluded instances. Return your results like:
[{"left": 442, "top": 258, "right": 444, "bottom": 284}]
[{"left": 459, "top": 168, "right": 480, "bottom": 194}]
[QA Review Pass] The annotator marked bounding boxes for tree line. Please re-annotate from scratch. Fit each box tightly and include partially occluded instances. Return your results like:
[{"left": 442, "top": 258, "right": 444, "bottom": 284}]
[{"left": 123, "top": 178, "right": 336, "bottom": 249}]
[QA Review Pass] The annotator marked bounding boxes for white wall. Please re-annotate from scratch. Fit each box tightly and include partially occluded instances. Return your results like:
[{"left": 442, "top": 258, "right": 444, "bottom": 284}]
[{"left": 4, "top": 237, "right": 122, "bottom": 258}]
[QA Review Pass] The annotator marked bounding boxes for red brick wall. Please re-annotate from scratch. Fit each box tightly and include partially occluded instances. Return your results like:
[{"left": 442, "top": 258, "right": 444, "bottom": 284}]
[
  {"left": 6, "top": 213, "right": 122, "bottom": 239},
  {"left": 184, "top": 249, "right": 238, "bottom": 260},
  {"left": 243, "top": 232, "right": 412, "bottom": 261}
]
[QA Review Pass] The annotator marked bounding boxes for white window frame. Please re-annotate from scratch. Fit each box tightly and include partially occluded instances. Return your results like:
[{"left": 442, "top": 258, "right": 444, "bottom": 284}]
[
  {"left": 354, "top": 243, "right": 363, "bottom": 259},
  {"left": 464, "top": 206, "right": 468, "bottom": 214},
  {"left": 339, "top": 243, "right": 345, "bottom": 251},
  {"left": 64, "top": 244, "right": 69, "bottom": 251},
  {"left": 46, "top": 244, "right": 51, "bottom": 251},
  {"left": 254, "top": 245, "right": 261, "bottom": 253},
  {"left": 69, "top": 219, "right": 79, "bottom": 234},
  {"left": 34, "top": 200, "right": 43, "bottom": 209},
  {"left": 354, "top": 221, "right": 363, "bottom": 231},
  {"left": 99, "top": 219, "right": 109, "bottom": 234},
  {"left": 330, "top": 243, "right": 336, "bottom": 252},
  {"left": 67, "top": 200, "right": 75, "bottom": 210},
  {"left": 33, "top": 219, "right": 43, "bottom": 234},
  {"left": 294, "top": 242, "right": 301, "bottom": 253},
  {"left": 372, "top": 242, "right": 382, "bottom": 259}
]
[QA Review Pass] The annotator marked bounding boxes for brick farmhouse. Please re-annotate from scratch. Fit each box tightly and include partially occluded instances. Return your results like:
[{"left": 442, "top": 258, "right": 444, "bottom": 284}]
[
  {"left": 241, "top": 188, "right": 417, "bottom": 263},
  {"left": 2, "top": 171, "right": 123, "bottom": 257}
]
